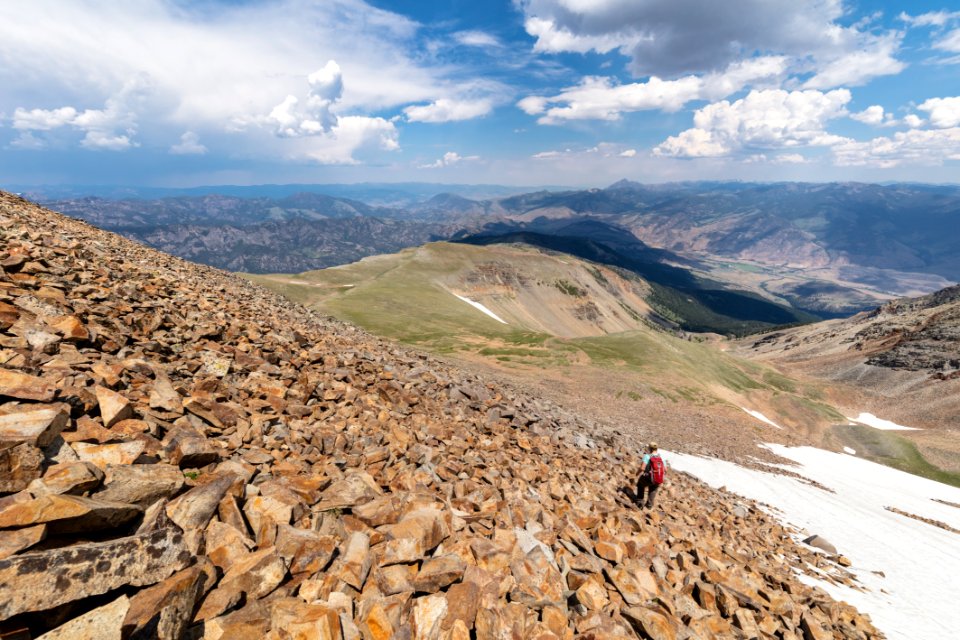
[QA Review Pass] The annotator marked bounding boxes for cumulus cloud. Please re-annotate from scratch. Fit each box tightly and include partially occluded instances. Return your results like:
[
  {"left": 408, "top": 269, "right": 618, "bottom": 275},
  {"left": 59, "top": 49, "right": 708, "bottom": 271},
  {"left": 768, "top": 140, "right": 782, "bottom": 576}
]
[
  {"left": 518, "top": 57, "right": 786, "bottom": 124},
  {"left": 919, "top": 97, "right": 960, "bottom": 128},
  {"left": 517, "top": 0, "right": 904, "bottom": 87},
  {"left": 263, "top": 61, "right": 344, "bottom": 137},
  {"left": 404, "top": 98, "right": 494, "bottom": 123},
  {"left": 619, "top": 149, "right": 637, "bottom": 157},
  {"left": 833, "top": 128, "right": 960, "bottom": 168},
  {"left": 169, "top": 131, "right": 207, "bottom": 155},
  {"left": 654, "top": 89, "right": 851, "bottom": 158},
  {"left": 850, "top": 105, "right": 890, "bottom": 126},
  {"left": 10, "top": 78, "right": 145, "bottom": 150},
  {"left": 419, "top": 151, "right": 479, "bottom": 169}
]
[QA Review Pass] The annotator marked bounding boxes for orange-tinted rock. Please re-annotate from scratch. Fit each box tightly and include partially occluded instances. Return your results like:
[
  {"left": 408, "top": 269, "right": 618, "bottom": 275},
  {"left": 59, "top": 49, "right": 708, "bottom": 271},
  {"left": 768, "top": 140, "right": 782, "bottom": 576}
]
[
  {"left": 0, "top": 523, "right": 47, "bottom": 560},
  {"left": 0, "top": 407, "right": 68, "bottom": 447},
  {"left": 96, "top": 385, "right": 134, "bottom": 427},
  {"left": 0, "top": 369, "right": 56, "bottom": 401},
  {"left": 0, "top": 442, "right": 43, "bottom": 492}
]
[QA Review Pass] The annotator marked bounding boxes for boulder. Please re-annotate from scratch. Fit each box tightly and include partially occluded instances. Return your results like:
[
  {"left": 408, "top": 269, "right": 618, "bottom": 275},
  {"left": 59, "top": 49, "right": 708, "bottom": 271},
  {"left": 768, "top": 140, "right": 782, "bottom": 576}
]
[
  {"left": 0, "top": 369, "right": 56, "bottom": 401},
  {"left": 96, "top": 385, "right": 134, "bottom": 427},
  {"left": 0, "top": 527, "right": 190, "bottom": 620},
  {"left": 0, "top": 493, "right": 141, "bottom": 534},
  {"left": 0, "top": 407, "right": 68, "bottom": 447},
  {"left": 123, "top": 563, "right": 211, "bottom": 640},
  {"left": 0, "top": 442, "right": 43, "bottom": 492},
  {"left": 0, "top": 523, "right": 46, "bottom": 560},
  {"left": 802, "top": 535, "right": 838, "bottom": 555},
  {"left": 94, "top": 463, "right": 184, "bottom": 507},
  {"left": 36, "top": 595, "right": 129, "bottom": 640}
]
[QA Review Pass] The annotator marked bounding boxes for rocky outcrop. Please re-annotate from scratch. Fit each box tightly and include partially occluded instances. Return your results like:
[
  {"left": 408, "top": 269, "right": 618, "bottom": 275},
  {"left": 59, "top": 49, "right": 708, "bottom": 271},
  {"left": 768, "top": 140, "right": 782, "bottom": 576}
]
[{"left": 0, "top": 192, "right": 879, "bottom": 638}]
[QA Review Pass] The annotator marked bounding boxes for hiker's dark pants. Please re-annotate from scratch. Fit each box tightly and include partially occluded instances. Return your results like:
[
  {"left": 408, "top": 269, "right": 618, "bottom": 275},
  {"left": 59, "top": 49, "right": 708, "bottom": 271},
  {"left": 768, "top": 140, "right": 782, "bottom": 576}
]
[{"left": 636, "top": 474, "right": 660, "bottom": 508}]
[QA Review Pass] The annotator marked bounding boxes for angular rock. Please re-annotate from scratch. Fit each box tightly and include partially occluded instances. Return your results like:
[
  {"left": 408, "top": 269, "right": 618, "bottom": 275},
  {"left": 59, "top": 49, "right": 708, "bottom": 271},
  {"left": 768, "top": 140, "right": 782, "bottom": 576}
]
[
  {"left": 0, "top": 493, "right": 141, "bottom": 534},
  {"left": 275, "top": 524, "right": 336, "bottom": 575},
  {"left": 384, "top": 508, "right": 450, "bottom": 552},
  {"left": 0, "top": 526, "right": 190, "bottom": 620},
  {"left": 150, "top": 376, "right": 183, "bottom": 413},
  {"left": 47, "top": 314, "right": 89, "bottom": 342},
  {"left": 0, "top": 407, "right": 68, "bottom": 447},
  {"left": 316, "top": 471, "right": 382, "bottom": 511},
  {"left": 207, "top": 520, "right": 256, "bottom": 571},
  {"left": 622, "top": 606, "right": 677, "bottom": 640},
  {"left": 123, "top": 563, "right": 210, "bottom": 640},
  {"left": 0, "top": 523, "right": 46, "bottom": 560},
  {"left": 413, "top": 554, "right": 466, "bottom": 593},
  {"left": 30, "top": 461, "right": 103, "bottom": 495},
  {"left": 37, "top": 595, "right": 129, "bottom": 640},
  {"left": 270, "top": 598, "right": 342, "bottom": 640},
  {"left": 94, "top": 463, "right": 184, "bottom": 507},
  {"left": 576, "top": 578, "right": 609, "bottom": 611},
  {"left": 0, "top": 368, "right": 56, "bottom": 401},
  {"left": 443, "top": 581, "right": 480, "bottom": 631},
  {"left": 510, "top": 546, "right": 565, "bottom": 608},
  {"left": 411, "top": 594, "right": 447, "bottom": 640},
  {"left": 165, "top": 473, "right": 236, "bottom": 532},
  {"left": 0, "top": 442, "right": 43, "bottom": 492},
  {"left": 73, "top": 440, "right": 146, "bottom": 469},
  {"left": 338, "top": 531, "right": 371, "bottom": 590},
  {"left": 96, "top": 385, "right": 135, "bottom": 427},
  {"left": 375, "top": 563, "right": 418, "bottom": 596},
  {"left": 196, "top": 547, "right": 289, "bottom": 620}
]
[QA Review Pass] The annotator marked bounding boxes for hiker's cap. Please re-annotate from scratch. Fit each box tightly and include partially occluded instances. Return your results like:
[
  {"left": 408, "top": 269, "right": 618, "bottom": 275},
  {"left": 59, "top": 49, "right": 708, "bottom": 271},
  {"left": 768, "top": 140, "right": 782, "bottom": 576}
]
[{"left": 648, "top": 442, "right": 658, "bottom": 450}]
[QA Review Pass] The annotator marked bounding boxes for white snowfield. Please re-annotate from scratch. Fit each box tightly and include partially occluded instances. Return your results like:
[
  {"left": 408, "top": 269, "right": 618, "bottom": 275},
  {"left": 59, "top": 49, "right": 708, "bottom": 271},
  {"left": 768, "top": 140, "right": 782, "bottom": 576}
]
[
  {"left": 668, "top": 445, "right": 960, "bottom": 640},
  {"left": 451, "top": 293, "right": 508, "bottom": 324},
  {"left": 740, "top": 407, "right": 783, "bottom": 429},
  {"left": 847, "top": 412, "right": 920, "bottom": 431}
]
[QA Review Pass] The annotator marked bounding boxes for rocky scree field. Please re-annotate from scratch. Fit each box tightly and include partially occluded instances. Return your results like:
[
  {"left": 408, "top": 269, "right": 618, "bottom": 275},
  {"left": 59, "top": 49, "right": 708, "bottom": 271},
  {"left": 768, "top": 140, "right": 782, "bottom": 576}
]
[{"left": 0, "top": 192, "right": 879, "bottom": 639}]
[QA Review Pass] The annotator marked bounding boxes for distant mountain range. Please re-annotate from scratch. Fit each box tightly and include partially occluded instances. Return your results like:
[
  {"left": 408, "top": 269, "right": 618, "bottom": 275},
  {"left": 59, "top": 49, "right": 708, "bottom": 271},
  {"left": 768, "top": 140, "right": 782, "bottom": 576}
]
[{"left": 34, "top": 180, "right": 960, "bottom": 322}]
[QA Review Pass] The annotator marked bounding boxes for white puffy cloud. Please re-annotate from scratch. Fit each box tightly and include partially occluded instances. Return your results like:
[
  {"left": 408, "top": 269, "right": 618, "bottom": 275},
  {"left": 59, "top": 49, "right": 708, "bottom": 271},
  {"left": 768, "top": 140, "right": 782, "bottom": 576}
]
[
  {"left": 654, "top": 89, "right": 851, "bottom": 158},
  {"left": 419, "top": 151, "right": 479, "bottom": 169},
  {"left": 404, "top": 98, "right": 493, "bottom": 123},
  {"left": 10, "top": 78, "right": 145, "bottom": 150},
  {"left": 518, "top": 57, "right": 786, "bottom": 124},
  {"left": 619, "top": 148, "right": 637, "bottom": 157},
  {"left": 833, "top": 128, "right": 960, "bottom": 168},
  {"left": 262, "top": 61, "right": 344, "bottom": 137},
  {"left": 169, "top": 131, "right": 207, "bottom": 155},
  {"left": 919, "top": 97, "right": 960, "bottom": 128},
  {"left": 903, "top": 114, "right": 925, "bottom": 128},
  {"left": 296, "top": 115, "right": 399, "bottom": 164},
  {"left": 517, "top": 0, "right": 904, "bottom": 87},
  {"left": 850, "top": 105, "right": 888, "bottom": 126}
]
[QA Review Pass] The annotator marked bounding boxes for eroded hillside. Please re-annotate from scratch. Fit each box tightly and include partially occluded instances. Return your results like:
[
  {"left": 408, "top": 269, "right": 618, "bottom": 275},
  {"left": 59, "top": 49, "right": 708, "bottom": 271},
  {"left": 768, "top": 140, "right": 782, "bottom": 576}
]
[{"left": 0, "top": 193, "right": 878, "bottom": 639}]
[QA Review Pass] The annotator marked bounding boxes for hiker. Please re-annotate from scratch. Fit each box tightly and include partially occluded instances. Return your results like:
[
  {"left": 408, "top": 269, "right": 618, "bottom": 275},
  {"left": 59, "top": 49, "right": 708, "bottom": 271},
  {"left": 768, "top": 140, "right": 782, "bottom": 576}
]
[{"left": 636, "top": 442, "right": 666, "bottom": 508}]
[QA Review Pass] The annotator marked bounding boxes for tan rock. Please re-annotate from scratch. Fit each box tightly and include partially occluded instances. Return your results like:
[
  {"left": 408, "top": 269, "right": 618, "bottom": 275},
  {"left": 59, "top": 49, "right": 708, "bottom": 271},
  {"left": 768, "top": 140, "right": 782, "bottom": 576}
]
[
  {"left": 0, "top": 441, "right": 43, "bottom": 492},
  {"left": 74, "top": 440, "right": 146, "bottom": 469},
  {"left": 123, "top": 563, "right": 210, "bottom": 640},
  {"left": 0, "top": 493, "right": 141, "bottom": 534},
  {"left": 411, "top": 594, "right": 447, "bottom": 640},
  {"left": 801, "top": 613, "right": 833, "bottom": 640},
  {"left": 37, "top": 595, "right": 129, "bottom": 640},
  {"left": 96, "top": 385, "right": 134, "bottom": 427},
  {"left": 31, "top": 461, "right": 103, "bottom": 495},
  {"left": 0, "top": 523, "right": 47, "bottom": 560},
  {"left": 150, "top": 376, "right": 183, "bottom": 413},
  {"left": 0, "top": 407, "right": 68, "bottom": 447},
  {"left": 381, "top": 536, "right": 425, "bottom": 566},
  {"left": 338, "top": 531, "right": 371, "bottom": 589},
  {"left": 413, "top": 554, "right": 466, "bottom": 593},
  {"left": 165, "top": 473, "right": 236, "bottom": 532},
  {"left": 606, "top": 564, "right": 659, "bottom": 607},
  {"left": 622, "top": 606, "right": 677, "bottom": 640},
  {"left": 269, "top": 598, "right": 342, "bottom": 640},
  {"left": 595, "top": 539, "right": 624, "bottom": 564},
  {"left": 275, "top": 525, "right": 337, "bottom": 575},
  {"left": 358, "top": 602, "right": 395, "bottom": 640},
  {"left": 0, "top": 368, "right": 56, "bottom": 401},
  {"left": 442, "top": 581, "right": 479, "bottom": 631},
  {"left": 384, "top": 508, "right": 450, "bottom": 552},
  {"left": 244, "top": 494, "right": 293, "bottom": 533},
  {"left": 47, "top": 314, "right": 89, "bottom": 341},
  {"left": 196, "top": 547, "right": 289, "bottom": 620},
  {"left": 94, "top": 463, "right": 184, "bottom": 507},
  {"left": 509, "top": 545, "right": 565, "bottom": 608},
  {"left": 376, "top": 563, "right": 418, "bottom": 596},
  {"left": 0, "top": 526, "right": 190, "bottom": 620},
  {"left": 576, "top": 578, "right": 609, "bottom": 611},
  {"left": 206, "top": 520, "right": 256, "bottom": 571},
  {"left": 316, "top": 471, "right": 382, "bottom": 510}
]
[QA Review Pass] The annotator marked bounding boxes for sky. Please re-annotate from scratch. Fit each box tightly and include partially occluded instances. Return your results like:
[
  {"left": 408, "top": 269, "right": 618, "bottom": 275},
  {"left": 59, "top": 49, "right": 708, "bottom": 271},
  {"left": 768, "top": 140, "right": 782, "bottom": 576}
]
[{"left": 2, "top": 0, "right": 960, "bottom": 188}]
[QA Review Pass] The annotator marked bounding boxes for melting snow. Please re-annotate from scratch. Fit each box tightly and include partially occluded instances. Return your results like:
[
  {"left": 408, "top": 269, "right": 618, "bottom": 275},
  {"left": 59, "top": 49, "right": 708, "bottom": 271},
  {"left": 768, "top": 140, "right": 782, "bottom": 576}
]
[
  {"left": 740, "top": 407, "right": 783, "bottom": 429},
  {"left": 668, "top": 444, "right": 960, "bottom": 640},
  {"left": 452, "top": 293, "right": 508, "bottom": 324},
  {"left": 848, "top": 412, "right": 920, "bottom": 431}
]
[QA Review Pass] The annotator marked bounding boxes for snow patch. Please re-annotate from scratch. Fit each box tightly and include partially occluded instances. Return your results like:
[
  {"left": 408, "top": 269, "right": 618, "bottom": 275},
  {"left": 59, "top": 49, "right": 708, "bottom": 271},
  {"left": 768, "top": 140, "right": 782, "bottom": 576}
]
[
  {"left": 740, "top": 407, "right": 783, "bottom": 429},
  {"left": 452, "top": 293, "right": 508, "bottom": 324},
  {"left": 848, "top": 412, "right": 920, "bottom": 431},
  {"left": 668, "top": 444, "right": 960, "bottom": 640},
  {"left": 843, "top": 446, "right": 857, "bottom": 455}
]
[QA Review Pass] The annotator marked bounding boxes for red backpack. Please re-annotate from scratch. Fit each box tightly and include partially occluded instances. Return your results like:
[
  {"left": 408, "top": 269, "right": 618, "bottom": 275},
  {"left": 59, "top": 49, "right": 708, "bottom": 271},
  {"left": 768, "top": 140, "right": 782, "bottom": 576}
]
[{"left": 648, "top": 454, "right": 665, "bottom": 485}]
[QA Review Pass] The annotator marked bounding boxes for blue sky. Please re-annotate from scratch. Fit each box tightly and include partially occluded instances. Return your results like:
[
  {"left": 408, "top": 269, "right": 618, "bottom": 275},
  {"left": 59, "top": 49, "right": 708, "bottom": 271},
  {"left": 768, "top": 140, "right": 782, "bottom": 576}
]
[{"left": 2, "top": 0, "right": 960, "bottom": 187}]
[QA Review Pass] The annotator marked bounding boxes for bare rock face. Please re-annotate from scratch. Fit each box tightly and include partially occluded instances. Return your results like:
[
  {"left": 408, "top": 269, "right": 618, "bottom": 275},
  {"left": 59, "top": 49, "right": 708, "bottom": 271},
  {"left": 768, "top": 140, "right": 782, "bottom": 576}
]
[{"left": 0, "top": 193, "right": 881, "bottom": 640}]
